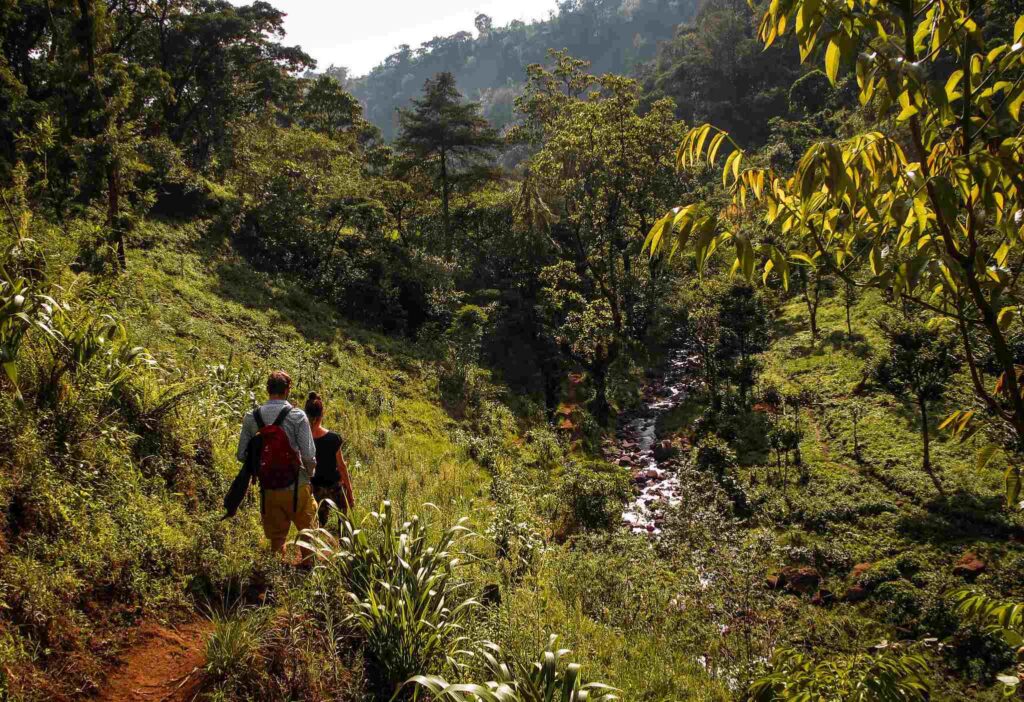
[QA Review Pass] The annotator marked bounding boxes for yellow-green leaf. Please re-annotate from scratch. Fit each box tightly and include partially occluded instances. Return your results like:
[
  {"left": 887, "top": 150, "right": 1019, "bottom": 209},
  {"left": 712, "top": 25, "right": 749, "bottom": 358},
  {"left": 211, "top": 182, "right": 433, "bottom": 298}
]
[
  {"left": 825, "top": 36, "right": 841, "bottom": 85},
  {"left": 945, "top": 70, "right": 963, "bottom": 101},
  {"left": 1009, "top": 89, "right": 1024, "bottom": 122},
  {"left": 1006, "top": 466, "right": 1022, "bottom": 509},
  {"left": 998, "top": 306, "right": 1018, "bottom": 331}
]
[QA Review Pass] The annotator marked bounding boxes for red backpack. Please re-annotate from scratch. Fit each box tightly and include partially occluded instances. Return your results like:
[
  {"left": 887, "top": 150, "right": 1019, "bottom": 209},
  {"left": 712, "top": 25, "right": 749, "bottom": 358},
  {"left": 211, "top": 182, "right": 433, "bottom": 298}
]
[{"left": 253, "top": 405, "right": 301, "bottom": 490}]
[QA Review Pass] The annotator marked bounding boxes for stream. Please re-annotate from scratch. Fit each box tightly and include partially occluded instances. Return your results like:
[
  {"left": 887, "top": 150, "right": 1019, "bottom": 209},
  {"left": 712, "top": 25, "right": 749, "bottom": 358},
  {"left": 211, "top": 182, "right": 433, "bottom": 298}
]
[{"left": 608, "top": 342, "right": 703, "bottom": 535}]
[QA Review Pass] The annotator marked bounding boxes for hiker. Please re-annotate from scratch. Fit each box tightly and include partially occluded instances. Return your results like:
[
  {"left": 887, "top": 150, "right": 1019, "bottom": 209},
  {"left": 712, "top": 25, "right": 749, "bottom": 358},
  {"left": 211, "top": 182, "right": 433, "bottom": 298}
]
[
  {"left": 236, "top": 371, "right": 318, "bottom": 562},
  {"left": 305, "top": 391, "right": 355, "bottom": 529}
]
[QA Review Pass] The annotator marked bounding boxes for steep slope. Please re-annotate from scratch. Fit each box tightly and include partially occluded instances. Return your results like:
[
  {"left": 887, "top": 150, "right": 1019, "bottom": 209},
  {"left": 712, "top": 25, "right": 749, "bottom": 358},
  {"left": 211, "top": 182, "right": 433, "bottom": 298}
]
[{"left": 0, "top": 217, "right": 489, "bottom": 701}]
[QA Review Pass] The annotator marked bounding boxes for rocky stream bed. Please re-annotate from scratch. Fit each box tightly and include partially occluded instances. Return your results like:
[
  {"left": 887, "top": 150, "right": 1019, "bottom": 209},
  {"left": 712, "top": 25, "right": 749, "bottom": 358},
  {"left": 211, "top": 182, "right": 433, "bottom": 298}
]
[{"left": 607, "top": 343, "right": 702, "bottom": 535}]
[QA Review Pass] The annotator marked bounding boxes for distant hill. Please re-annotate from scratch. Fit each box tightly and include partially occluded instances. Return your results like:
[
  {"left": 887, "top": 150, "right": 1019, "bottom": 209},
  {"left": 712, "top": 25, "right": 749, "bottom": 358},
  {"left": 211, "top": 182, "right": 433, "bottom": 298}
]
[{"left": 345, "top": 0, "right": 700, "bottom": 140}]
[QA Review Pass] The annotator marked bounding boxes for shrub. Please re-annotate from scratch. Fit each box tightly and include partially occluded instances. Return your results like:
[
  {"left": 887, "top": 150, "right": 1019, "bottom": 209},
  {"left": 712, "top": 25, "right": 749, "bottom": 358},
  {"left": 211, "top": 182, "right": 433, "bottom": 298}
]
[
  {"left": 555, "top": 460, "right": 629, "bottom": 532},
  {"left": 749, "top": 647, "right": 930, "bottom": 701},
  {"left": 691, "top": 433, "right": 736, "bottom": 476},
  {"left": 875, "top": 580, "right": 924, "bottom": 630},
  {"left": 405, "top": 636, "right": 618, "bottom": 701},
  {"left": 300, "top": 501, "right": 479, "bottom": 697},
  {"left": 203, "top": 606, "right": 271, "bottom": 695},
  {"left": 488, "top": 474, "right": 544, "bottom": 584}
]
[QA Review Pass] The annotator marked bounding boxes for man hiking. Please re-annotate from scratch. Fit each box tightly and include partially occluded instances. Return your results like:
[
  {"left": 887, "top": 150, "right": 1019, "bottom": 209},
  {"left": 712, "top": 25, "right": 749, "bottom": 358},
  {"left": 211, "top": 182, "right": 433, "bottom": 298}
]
[{"left": 236, "top": 370, "right": 318, "bottom": 564}]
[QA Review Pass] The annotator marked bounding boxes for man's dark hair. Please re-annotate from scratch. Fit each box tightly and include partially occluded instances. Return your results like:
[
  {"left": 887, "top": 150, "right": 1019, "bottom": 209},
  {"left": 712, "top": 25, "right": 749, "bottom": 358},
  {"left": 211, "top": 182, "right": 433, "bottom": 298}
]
[{"left": 267, "top": 370, "right": 292, "bottom": 395}]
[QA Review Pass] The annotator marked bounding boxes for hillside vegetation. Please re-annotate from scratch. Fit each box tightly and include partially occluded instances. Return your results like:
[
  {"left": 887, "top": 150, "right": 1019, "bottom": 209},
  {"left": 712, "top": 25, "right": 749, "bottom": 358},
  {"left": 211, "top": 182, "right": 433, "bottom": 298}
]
[
  {"left": 3, "top": 0, "right": 1024, "bottom": 701},
  {"left": 346, "top": 0, "right": 700, "bottom": 139}
]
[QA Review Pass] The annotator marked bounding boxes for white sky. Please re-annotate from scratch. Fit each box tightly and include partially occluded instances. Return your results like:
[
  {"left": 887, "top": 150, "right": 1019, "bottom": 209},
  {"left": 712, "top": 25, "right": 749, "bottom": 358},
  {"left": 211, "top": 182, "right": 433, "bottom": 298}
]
[{"left": 259, "top": 0, "right": 560, "bottom": 76}]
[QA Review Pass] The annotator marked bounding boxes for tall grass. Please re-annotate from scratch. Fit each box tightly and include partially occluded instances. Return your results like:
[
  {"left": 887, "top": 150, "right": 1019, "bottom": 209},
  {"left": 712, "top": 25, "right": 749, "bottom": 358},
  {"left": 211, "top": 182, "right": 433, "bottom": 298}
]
[
  {"left": 300, "top": 501, "right": 480, "bottom": 696},
  {"left": 406, "top": 636, "right": 618, "bottom": 701}
]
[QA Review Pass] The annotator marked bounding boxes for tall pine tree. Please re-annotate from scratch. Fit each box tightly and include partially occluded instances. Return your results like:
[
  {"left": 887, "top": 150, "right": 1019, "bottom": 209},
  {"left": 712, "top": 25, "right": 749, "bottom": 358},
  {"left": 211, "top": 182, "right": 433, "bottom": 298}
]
[{"left": 396, "top": 72, "right": 500, "bottom": 246}]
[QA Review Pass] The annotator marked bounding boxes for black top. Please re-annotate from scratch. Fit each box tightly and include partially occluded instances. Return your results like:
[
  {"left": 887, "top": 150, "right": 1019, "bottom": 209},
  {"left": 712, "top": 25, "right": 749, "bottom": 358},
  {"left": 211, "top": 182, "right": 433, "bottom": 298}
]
[{"left": 312, "top": 431, "right": 343, "bottom": 487}]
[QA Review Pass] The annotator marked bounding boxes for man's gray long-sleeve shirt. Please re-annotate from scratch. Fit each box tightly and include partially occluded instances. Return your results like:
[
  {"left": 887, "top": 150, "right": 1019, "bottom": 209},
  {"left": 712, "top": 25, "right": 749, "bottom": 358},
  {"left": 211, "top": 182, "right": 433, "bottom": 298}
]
[{"left": 236, "top": 400, "right": 317, "bottom": 487}]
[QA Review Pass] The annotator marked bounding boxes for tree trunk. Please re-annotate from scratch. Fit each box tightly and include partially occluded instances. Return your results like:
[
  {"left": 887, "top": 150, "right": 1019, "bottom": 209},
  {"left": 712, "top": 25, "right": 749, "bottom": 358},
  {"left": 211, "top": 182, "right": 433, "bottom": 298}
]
[
  {"left": 439, "top": 146, "right": 450, "bottom": 250},
  {"left": 107, "top": 162, "right": 126, "bottom": 270},
  {"left": 919, "top": 398, "right": 944, "bottom": 495},
  {"left": 589, "top": 347, "right": 614, "bottom": 426}
]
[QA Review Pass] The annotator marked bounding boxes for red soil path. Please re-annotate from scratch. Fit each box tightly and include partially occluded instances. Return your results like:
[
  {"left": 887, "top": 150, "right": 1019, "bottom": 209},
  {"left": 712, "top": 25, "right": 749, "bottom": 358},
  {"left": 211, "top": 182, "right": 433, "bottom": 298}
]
[{"left": 96, "top": 619, "right": 210, "bottom": 702}]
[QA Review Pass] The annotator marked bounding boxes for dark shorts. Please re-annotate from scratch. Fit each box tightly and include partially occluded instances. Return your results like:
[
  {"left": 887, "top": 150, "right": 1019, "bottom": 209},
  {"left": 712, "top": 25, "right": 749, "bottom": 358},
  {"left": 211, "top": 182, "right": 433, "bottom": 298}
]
[{"left": 313, "top": 484, "right": 348, "bottom": 527}]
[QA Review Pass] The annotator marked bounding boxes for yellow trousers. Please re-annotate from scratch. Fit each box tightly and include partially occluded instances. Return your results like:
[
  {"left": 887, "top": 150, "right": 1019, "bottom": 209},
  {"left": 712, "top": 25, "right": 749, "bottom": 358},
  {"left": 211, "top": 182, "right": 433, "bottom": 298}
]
[{"left": 261, "top": 483, "right": 318, "bottom": 555}]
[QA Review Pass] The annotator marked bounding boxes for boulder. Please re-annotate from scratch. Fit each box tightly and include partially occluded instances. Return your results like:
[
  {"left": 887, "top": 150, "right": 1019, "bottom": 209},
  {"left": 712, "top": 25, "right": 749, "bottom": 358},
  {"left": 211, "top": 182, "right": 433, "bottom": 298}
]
[
  {"left": 811, "top": 589, "right": 835, "bottom": 607},
  {"left": 849, "top": 562, "right": 873, "bottom": 581},
  {"left": 845, "top": 585, "right": 869, "bottom": 603},
  {"left": 953, "top": 552, "right": 986, "bottom": 580},
  {"left": 782, "top": 566, "right": 821, "bottom": 595},
  {"left": 653, "top": 439, "right": 678, "bottom": 461}
]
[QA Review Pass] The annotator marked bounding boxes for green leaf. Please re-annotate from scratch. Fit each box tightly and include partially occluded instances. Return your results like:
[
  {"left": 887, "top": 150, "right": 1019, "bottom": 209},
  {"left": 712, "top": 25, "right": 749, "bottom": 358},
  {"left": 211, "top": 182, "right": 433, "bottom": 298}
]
[
  {"left": 998, "top": 306, "right": 1017, "bottom": 331},
  {"left": 2, "top": 360, "right": 16, "bottom": 386},
  {"left": 1006, "top": 466, "right": 1022, "bottom": 509},
  {"left": 1009, "top": 89, "right": 1024, "bottom": 122},
  {"left": 643, "top": 212, "right": 672, "bottom": 255},
  {"left": 897, "top": 90, "right": 919, "bottom": 121},
  {"left": 1015, "top": 15, "right": 1024, "bottom": 43},
  {"left": 825, "top": 36, "right": 841, "bottom": 85},
  {"left": 946, "top": 70, "right": 962, "bottom": 101},
  {"left": 870, "top": 246, "right": 883, "bottom": 275},
  {"left": 790, "top": 251, "right": 816, "bottom": 267},
  {"left": 977, "top": 445, "right": 998, "bottom": 471}
]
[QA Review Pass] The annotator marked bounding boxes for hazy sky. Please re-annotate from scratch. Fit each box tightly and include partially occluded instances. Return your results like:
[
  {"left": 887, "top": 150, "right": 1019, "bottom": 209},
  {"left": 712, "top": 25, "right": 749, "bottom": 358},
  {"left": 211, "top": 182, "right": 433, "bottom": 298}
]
[{"left": 260, "top": 0, "right": 560, "bottom": 76}]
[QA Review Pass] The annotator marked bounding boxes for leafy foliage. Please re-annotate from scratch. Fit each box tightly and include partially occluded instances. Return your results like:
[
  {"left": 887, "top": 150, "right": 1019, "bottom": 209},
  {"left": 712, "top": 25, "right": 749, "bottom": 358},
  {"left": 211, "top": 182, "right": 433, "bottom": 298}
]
[
  {"left": 299, "top": 501, "right": 480, "bottom": 695},
  {"left": 350, "top": 0, "right": 701, "bottom": 139},
  {"left": 873, "top": 316, "right": 962, "bottom": 493},
  {"left": 749, "top": 647, "right": 930, "bottom": 701},
  {"left": 649, "top": 0, "right": 1024, "bottom": 499},
  {"left": 405, "top": 636, "right": 618, "bottom": 702}
]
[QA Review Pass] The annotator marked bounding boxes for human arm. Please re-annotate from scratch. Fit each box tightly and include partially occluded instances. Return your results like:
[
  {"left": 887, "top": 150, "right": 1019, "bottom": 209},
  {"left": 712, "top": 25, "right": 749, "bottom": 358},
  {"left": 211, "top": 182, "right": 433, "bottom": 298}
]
[
  {"left": 336, "top": 445, "right": 354, "bottom": 509},
  {"left": 236, "top": 413, "right": 255, "bottom": 463},
  {"left": 293, "top": 410, "right": 317, "bottom": 474}
]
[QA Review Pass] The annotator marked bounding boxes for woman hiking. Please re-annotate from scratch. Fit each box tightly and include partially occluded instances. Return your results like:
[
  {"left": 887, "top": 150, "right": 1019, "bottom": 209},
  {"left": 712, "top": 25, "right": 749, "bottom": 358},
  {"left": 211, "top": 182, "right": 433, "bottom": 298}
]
[{"left": 305, "top": 392, "right": 355, "bottom": 529}]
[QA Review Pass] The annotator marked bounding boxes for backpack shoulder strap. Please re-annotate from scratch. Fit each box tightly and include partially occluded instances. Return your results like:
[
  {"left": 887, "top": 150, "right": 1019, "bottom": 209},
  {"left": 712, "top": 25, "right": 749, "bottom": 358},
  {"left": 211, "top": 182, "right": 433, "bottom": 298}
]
[
  {"left": 273, "top": 405, "right": 293, "bottom": 426},
  {"left": 253, "top": 408, "right": 266, "bottom": 430}
]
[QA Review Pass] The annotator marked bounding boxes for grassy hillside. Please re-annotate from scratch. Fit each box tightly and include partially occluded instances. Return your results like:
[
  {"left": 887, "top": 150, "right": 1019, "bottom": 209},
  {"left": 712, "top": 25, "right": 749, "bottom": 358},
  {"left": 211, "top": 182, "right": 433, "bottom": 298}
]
[
  {"left": 5, "top": 216, "right": 1024, "bottom": 701},
  {"left": 1, "top": 218, "right": 728, "bottom": 701},
  {"left": 0, "top": 216, "right": 491, "bottom": 700}
]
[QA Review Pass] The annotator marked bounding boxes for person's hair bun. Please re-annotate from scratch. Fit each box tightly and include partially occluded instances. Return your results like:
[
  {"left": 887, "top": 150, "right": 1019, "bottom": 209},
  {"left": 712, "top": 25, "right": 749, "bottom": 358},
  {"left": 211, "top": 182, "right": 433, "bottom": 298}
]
[{"left": 305, "top": 391, "right": 324, "bottom": 419}]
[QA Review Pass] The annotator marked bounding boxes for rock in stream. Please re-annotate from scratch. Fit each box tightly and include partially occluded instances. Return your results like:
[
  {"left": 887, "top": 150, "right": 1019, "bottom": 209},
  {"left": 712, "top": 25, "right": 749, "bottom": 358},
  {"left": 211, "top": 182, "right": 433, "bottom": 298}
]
[{"left": 611, "top": 343, "right": 701, "bottom": 535}]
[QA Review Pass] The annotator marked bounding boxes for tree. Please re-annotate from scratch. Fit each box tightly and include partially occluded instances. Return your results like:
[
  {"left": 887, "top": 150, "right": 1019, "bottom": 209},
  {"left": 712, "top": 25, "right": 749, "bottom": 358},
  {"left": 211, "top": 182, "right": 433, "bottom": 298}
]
[
  {"left": 519, "top": 55, "right": 684, "bottom": 422},
  {"left": 648, "top": 1, "right": 1024, "bottom": 503},
  {"left": 717, "top": 282, "right": 770, "bottom": 404},
  {"left": 874, "top": 316, "right": 962, "bottom": 495},
  {"left": 474, "top": 13, "right": 493, "bottom": 35},
  {"left": 396, "top": 72, "right": 500, "bottom": 247},
  {"left": 297, "top": 75, "right": 376, "bottom": 143}
]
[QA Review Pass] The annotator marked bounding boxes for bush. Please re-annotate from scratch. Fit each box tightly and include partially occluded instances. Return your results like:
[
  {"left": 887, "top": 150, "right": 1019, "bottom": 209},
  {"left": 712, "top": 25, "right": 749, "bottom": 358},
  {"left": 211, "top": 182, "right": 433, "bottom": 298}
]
[
  {"left": 405, "top": 636, "right": 618, "bottom": 701},
  {"left": 875, "top": 580, "right": 924, "bottom": 630},
  {"left": 749, "top": 647, "right": 930, "bottom": 701},
  {"left": 692, "top": 433, "right": 736, "bottom": 476},
  {"left": 300, "top": 501, "right": 480, "bottom": 697},
  {"left": 203, "top": 606, "right": 271, "bottom": 696},
  {"left": 488, "top": 473, "right": 544, "bottom": 585},
  {"left": 555, "top": 460, "right": 629, "bottom": 532}
]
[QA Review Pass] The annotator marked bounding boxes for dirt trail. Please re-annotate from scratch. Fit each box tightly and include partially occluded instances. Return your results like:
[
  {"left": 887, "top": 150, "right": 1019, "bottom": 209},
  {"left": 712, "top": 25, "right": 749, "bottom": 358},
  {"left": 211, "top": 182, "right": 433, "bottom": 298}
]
[{"left": 96, "top": 619, "right": 210, "bottom": 702}]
